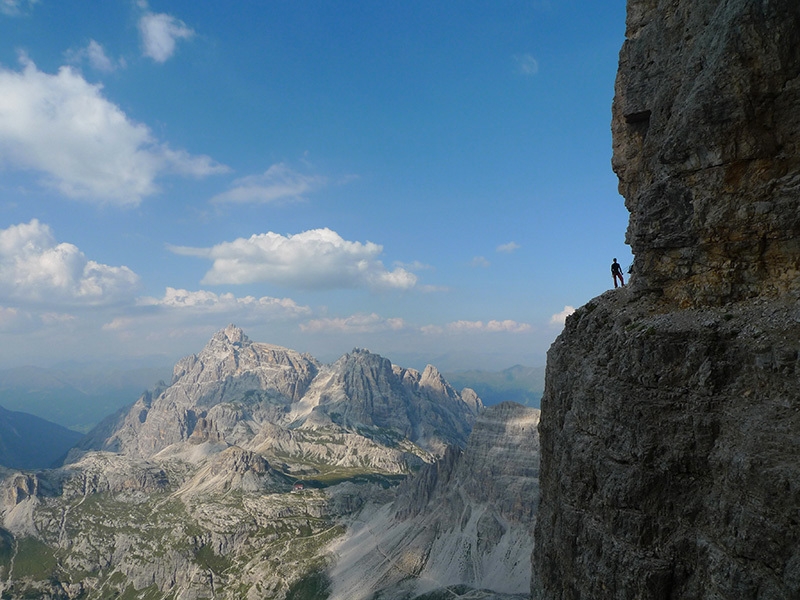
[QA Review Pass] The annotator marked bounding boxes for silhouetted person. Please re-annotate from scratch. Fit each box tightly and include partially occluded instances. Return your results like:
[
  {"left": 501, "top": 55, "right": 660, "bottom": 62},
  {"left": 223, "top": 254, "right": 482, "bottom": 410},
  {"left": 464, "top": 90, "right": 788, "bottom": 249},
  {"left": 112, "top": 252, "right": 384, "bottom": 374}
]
[{"left": 611, "top": 258, "right": 625, "bottom": 288}]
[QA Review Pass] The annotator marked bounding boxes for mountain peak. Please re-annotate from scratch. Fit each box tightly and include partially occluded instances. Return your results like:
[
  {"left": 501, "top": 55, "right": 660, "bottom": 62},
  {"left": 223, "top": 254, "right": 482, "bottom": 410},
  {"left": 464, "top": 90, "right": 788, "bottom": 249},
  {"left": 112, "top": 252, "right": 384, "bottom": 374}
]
[{"left": 211, "top": 324, "right": 249, "bottom": 346}]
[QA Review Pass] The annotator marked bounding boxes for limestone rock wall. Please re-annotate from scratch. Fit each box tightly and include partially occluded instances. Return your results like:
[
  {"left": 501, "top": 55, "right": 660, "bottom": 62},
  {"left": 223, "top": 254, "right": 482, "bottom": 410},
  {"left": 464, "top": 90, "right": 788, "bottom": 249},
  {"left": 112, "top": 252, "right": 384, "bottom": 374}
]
[
  {"left": 534, "top": 0, "right": 800, "bottom": 598},
  {"left": 534, "top": 291, "right": 800, "bottom": 598},
  {"left": 613, "top": 0, "right": 800, "bottom": 306}
]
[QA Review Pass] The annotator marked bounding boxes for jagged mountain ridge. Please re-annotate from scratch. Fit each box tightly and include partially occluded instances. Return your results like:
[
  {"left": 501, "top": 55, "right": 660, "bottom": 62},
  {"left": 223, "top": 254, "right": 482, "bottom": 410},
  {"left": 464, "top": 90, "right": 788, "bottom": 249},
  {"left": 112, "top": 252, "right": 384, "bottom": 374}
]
[
  {"left": 75, "top": 325, "right": 482, "bottom": 475},
  {"left": 0, "top": 328, "right": 537, "bottom": 600},
  {"left": 0, "top": 326, "right": 482, "bottom": 600}
]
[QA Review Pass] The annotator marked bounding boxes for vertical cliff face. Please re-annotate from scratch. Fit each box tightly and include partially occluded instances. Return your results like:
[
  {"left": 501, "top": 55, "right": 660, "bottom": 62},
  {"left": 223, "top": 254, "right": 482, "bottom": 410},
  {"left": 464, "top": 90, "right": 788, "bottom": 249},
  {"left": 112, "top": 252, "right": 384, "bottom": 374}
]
[
  {"left": 613, "top": 0, "right": 800, "bottom": 307},
  {"left": 534, "top": 1, "right": 800, "bottom": 598}
]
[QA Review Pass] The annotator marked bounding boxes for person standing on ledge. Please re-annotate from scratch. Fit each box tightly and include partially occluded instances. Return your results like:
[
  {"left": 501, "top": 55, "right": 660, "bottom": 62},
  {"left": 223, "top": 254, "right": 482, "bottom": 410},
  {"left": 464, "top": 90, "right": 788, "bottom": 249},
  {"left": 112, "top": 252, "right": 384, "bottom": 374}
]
[{"left": 611, "top": 258, "right": 625, "bottom": 288}]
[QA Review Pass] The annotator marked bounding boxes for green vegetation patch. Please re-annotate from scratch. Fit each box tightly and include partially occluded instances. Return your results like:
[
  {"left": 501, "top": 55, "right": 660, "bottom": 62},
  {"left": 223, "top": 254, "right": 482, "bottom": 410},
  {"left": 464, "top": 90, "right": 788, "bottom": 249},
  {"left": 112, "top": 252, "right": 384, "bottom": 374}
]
[
  {"left": 0, "top": 528, "right": 14, "bottom": 572},
  {"left": 194, "top": 543, "right": 232, "bottom": 575},
  {"left": 285, "top": 570, "right": 331, "bottom": 600},
  {"left": 11, "top": 537, "right": 58, "bottom": 579}
]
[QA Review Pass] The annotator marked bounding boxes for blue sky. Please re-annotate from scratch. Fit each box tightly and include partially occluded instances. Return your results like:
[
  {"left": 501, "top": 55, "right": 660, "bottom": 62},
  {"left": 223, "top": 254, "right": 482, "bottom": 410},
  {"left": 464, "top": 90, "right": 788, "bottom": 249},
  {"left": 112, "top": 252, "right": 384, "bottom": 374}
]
[{"left": 0, "top": 0, "right": 631, "bottom": 371}]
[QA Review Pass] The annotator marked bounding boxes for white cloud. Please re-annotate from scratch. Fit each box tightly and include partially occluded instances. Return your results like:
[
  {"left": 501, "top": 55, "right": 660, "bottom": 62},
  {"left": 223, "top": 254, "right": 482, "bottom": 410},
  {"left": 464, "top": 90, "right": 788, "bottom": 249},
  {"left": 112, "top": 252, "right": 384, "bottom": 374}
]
[
  {"left": 550, "top": 305, "right": 576, "bottom": 325},
  {"left": 0, "top": 220, "right": 140, "bottom": 306},
  {"left": 137, "top": 287, "right": 312, "bottom": 317},
  {"left": 0, "top": 0, "right": 37, "bottom": 16},
  {"left": 66, "top": 40, "right": 125, "bottom": 73},
  {"left": 139, "top": 11, "right": 194, "bottom": 63},
  {"left": 422, "top": 319, "right": 532, "bottom": 334},
  {"left": 300, "top": 313, "right": 406, "bottom": 334},
  {"left": 211, "top": 163, "right": 326, "bottom": 204},
  {"left": 169, "top": 228, "right": 419, "bottom": 291},
  {"left": 470, "top": 256, "right": 490, "bottom": 268},
  {"left": 0, "top": 57, "right": 228, "bottom": 205},
  {"left": 515, "top": 53, "right": 539, "bottom": 75},
  {"left": 0, "top": 304, "right": 75, "bottom": 333},
  {"left": 496, "top": 241, "right": 520, "bottom": 253},
  {"left": 448, "top": 319, "right": 532, "bottom": 333},
  {"left": 102, "top": 287, "right": 312, "bottom": 345}
]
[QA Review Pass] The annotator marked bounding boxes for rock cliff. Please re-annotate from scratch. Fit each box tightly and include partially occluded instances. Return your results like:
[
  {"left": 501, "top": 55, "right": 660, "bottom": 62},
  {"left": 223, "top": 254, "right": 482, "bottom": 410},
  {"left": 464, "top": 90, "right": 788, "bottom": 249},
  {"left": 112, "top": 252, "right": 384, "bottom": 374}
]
[
  {"left": 534, "top": 1, "right": 800, "bottom": 599},
  {"left": 328, "top": 402, "right": 540, "bottom": 600},
  {"left": 612, "top": 0, "right": 800, "bottom": 307}
]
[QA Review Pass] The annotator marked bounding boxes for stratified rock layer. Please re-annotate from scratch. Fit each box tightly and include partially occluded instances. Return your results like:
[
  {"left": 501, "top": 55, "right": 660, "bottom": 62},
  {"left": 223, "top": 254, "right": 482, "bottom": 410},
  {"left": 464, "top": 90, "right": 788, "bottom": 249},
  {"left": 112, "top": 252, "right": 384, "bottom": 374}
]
[
  {"left": 612, "top": 0, "right": 800, "bottom": 307},
  {"left": 534, "top": 0, "right": 800, "bottom": 598}
]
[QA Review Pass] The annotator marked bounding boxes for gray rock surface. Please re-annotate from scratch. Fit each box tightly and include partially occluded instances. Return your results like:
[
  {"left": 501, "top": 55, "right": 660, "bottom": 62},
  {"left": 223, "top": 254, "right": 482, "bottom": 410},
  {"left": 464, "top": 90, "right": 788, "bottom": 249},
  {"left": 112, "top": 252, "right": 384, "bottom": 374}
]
[
  {"left": 612, "top": 0, "right": 800, "bottom": 307},
  {"left": 328, "top": 402, "right": 540, "bottom": 600},
  {"left": 75, "top": 325, "right": 480, "bottom": 475},
  {"left": 534, "top": 1, "right": 800, "bottom": 598}
]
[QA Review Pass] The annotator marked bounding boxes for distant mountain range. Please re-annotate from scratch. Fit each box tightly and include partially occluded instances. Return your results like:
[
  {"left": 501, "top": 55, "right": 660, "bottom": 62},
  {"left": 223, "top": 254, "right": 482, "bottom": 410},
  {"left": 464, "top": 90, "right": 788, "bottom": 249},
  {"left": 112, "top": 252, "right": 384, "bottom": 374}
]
[
  {"left": 444, "top": 364, "right": 545, "bottom": 408},
  {"left": 0, "top": 364, "right": 172, "bottom": 432},
  {"left": 0, "top": 326, "right": 538, "bottom": 599},
  {"left": 0, "top": 360, "right": 540, "bottom": 434},
  {"left": 0, "top": 405, "right": 82, "bottom": 469}
]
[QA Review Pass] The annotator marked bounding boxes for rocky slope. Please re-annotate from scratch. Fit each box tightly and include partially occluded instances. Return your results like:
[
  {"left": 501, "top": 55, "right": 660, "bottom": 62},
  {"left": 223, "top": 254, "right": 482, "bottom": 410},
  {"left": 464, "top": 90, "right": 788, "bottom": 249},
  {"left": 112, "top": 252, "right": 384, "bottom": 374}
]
[
  {"left": 326, "top": 402, "right": 540, "bottom": 600},
  {"left": 0, "top": 326, "right": 491, "bottom": 599},
  {"left": 534, "top": 1, "right": 800, "bottom": 598}
]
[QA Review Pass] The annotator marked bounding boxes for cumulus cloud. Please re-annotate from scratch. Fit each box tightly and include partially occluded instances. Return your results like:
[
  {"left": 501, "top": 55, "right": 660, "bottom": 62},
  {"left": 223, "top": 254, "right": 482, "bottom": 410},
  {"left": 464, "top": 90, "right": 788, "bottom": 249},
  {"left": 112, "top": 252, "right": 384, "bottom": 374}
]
[
  {"left": 139, "top": 11, "right": 194, "bottom": 63},
  {"left": 66, "top": 40, "right": 125, "bottom": 73},
  {"left": 137, "top": 287, "right": 312, "bottom": 317},
  {"left": 515, "top": 53, "right": 539, "bottom": 75},
  {"left": 300, "top": 313, "right": 406, "bottom": 334},
  {"left": 211, "top": 163, "right": 326, "bottom": 204},
  {"left": 496, "top": 241, "right": 520, "bottom": 253},
  {"left": 101, "top": 288, "right": 313, "bottom": 350},
  {"left": 0, "top": 220, "right": 140, "bottom": 306},
  {"left": 550, "top": 305, "right": 576, "bottom": 325},
  {"left": 169, "top": 228, "right": 419, "bottom": 291},
  {"left": 0, "top": 57, "right": 228, "bottom": 205}
]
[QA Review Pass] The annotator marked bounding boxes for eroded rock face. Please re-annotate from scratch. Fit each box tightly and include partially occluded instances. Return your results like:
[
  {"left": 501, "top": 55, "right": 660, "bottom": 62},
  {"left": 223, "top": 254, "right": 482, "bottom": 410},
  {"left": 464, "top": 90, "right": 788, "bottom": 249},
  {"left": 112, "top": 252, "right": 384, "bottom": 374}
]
[
  {"left": 613, "top": 0, "right": 800, "bottom": 306},
  {"left": 534, "top": 292, "right": 800, "bottom": 599},
  {"left": 534, "top": 1, "right": 800, "bottom": 598},
  {"left": 328, "top": 402, "right": 540, "bottom": 600},
  {"left": 0, "top": 328, "right": 486, "bottom": 599}
]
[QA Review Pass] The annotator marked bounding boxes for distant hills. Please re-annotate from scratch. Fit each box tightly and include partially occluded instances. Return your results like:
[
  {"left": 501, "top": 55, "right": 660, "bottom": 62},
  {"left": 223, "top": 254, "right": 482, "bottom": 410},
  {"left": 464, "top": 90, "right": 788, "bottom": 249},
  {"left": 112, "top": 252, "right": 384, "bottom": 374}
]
[
  {"left": 443, "top": 364, "right": 545, "bottom": 408},
  {"left": 0, "top": 404, "right": 83, "bottom": 469},
  {"left": 0, "top": 364, "right": 172, "bottom": 432}
]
